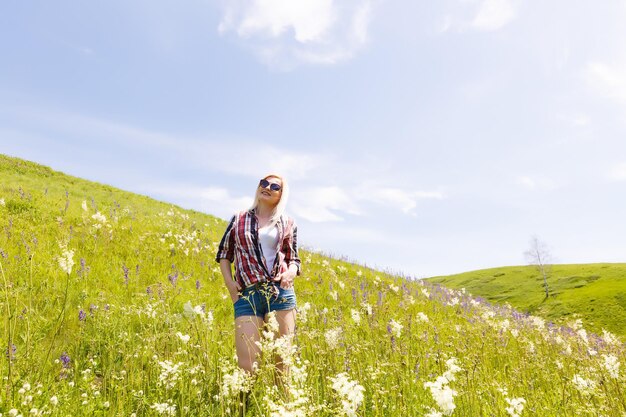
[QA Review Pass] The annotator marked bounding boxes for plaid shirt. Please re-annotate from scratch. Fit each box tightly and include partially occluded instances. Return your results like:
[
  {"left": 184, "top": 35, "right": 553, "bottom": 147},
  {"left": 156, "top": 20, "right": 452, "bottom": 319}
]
[{"left": 215, "top": 208, "right": 301, "bottom": 288}]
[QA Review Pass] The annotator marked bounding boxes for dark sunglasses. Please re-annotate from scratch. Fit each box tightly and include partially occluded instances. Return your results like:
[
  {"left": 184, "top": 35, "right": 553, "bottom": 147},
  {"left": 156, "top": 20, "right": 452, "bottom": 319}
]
[{"left": 259, "top": 178, "right": 282, "bottom": 192}]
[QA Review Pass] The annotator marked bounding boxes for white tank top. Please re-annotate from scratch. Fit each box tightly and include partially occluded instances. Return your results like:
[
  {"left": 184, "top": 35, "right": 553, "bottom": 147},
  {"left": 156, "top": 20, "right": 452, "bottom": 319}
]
[{"left": 258, "top": 224, "right": 279, "bottom": 272}]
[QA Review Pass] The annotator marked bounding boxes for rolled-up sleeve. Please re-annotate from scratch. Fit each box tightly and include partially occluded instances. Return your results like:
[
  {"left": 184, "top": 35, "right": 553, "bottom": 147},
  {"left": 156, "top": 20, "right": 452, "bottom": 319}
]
[
  {"left": 215, "top": 215, "right": 236, "bottom": 263},
  {"left": 283, "top": 220, "right": 301, "bottom": 275}
]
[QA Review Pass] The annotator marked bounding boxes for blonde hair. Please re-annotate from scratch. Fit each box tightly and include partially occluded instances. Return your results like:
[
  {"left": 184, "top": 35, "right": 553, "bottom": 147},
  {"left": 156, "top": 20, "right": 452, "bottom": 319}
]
[{"left": 249, "top": 173, "right": 289, "bottom": 227}]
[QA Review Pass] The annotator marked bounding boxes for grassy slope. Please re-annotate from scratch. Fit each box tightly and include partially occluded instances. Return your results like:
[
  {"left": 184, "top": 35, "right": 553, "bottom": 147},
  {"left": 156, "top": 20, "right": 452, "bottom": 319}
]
[
  {"left": 428, "top": 264, "right": 626, "bottom": 337},
  {"left": 1, "top": 153, "right": 625, "bottom": 416}
]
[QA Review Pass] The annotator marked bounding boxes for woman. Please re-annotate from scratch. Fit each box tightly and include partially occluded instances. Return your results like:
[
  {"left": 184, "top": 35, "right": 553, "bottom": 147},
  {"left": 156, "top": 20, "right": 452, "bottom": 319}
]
[{"left": 215, "top": 174, "right": 301, "bottom": 376}]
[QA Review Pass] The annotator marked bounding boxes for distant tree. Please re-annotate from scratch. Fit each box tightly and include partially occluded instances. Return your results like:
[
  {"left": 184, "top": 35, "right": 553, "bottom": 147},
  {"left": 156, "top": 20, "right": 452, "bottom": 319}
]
[{"left": 524, "top": 236, "right": 552, "bottom": 299}]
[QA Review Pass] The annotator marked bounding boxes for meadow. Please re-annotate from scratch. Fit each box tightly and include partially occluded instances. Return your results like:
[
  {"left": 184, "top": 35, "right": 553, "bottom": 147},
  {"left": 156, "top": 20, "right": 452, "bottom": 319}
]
[
  {"left": 1, "top": 154, "right": 625, "bottom": 416},
  {"left": 429, "top": 264, "right": 626, "bottom": 339}
]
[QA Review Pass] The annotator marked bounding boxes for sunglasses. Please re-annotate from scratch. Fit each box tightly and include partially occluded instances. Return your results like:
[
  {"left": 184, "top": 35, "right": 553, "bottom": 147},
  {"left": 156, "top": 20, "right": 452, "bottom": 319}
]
[{"left": 259, "top": 178, "right": 282, "bottom": 192}]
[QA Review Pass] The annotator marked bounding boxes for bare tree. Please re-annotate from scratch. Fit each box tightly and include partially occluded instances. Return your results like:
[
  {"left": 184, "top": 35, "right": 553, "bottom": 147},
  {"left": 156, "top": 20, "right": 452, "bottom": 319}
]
[{"left": 524, "top": 236, "right": 552, "bottom": 299}]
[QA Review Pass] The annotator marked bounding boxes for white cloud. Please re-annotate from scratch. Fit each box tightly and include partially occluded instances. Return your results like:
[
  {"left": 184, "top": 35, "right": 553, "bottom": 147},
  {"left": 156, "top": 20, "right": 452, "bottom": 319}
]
[
  {"left": 357, "top": 185, "right": 444, "bottom": 215},
  {"left": 515, "top": 175, "right": 558, "bottom": 191},
  {"left": 291, "top": 182, "right": 444, "bottom": 222},
  {"left": 218, "top": 0, "right": 373, "bottom": 68},
  {"left": 138, "top": 184, "right": 253, "bottom": 219},
  {"left": 439, "top": 0, "right": 518, "bottom": 33},
  {"left": 607, "top": 163, "right": 626, "bottom": 182},
  {"left": 470, "top": 0, "right": 517, "bottom": 31},
  {"left": 291, "top": 186, "right": 362, "bottom": 222},
  {"left": 585, "top": 61, "right": 626, "bottom": 104}
]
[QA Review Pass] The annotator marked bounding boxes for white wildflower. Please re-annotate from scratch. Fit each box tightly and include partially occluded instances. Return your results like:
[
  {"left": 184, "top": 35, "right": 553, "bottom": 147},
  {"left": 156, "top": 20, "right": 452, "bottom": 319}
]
[
  {"left": 325, "top": 328, "right": 342, "bottom": 349},
  {"left": 157, "top": 360, "right": 184, "bottom": 389},
  {"left": 572, "top": 374, "right": 596, "bottom": 395},
  {"left": 443, "top": 358, "right": 461, "bottom": 382},
  {"left": 91, "top": 211, "right": 107, "bottom": 229},
  {"left": 221, "top": 364, "right": 252, "bottom": 397},
  {"left": 529, "top": 316, "right": 545, "bottom": 330},
  {"left": 421, "top": 288, "right": 430, "bottom": 298},
  {"left": 505, "top": 397, "right": 526, "bottom": 417},
  {"left": 330, "top": 291, "right": 338, "bottom": 301},
  {"left": 150, "top": 402, "right": 176, "bottom": 416},
  {"left": 351, "top": 309, "right": 361, "bottom": 324},
  {"left": 424, "top": 378, "right": 457, "bottom": 416},
  {"left": 448, "top": 297, "right": 460, "bottom": 306},
  {"left": 50, "top": 396, "right": 58, "bottom": 406},
  {"left": 298, "top": 302, "right": 311, "bottom": 323},
  {"left": 176, "top": 332, "right": 190, "bottom": 344},
  {"left": 569, "top": 318, "right": 584, "bottom": 330},
  {"left": 424, "top": 357, "right": 462, "bottom": 416},
  {"left": 603, "top": 354, "right": 620, "bottom": 379},
  {"left": 81, "top": 200, "right": 88, "bottom": 212},
  {"left": 330, "top": 373, "right": 365, "bottom": 417},
  {"left": 602, "top": 329, "right": 620, "bottom": 346},
  {"left": 482, "top": 311, "right": 496, "bottom": 320},
  {"left": 390, "top": 284, "right": 399, "bottom": 293},
  {"left": 362, "top": 302, "right": 372, "bottom": 316},
  {"left": 389, "top": 319, "right": 403, "bottom": 338},
  {"left": 183, "top": 301, "right": 204, "bottom": 319},
  {"left": 57, "top": 243, "right": 75, "bottom": 275},
  {"left": 262, "top": 311, "right": 280, "bottom": 341},
  {"left": 0, "top": 198, "right": 5, "bottom": 206}
]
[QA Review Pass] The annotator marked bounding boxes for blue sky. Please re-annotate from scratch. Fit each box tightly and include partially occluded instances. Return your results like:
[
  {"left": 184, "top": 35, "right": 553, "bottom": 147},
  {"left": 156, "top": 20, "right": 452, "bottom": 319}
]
[{"left": 2, "top": 1, "right": 626, "bottom": 277}]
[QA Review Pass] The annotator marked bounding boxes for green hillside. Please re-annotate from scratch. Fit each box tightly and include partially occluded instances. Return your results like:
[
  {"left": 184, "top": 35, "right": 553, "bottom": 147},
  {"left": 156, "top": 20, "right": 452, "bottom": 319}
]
[
  {"left": 428, "top": 264, "right": 626, "bottom": 338},
  {"left": 1, "top": 154, "right": 625, "bottom": 416}
]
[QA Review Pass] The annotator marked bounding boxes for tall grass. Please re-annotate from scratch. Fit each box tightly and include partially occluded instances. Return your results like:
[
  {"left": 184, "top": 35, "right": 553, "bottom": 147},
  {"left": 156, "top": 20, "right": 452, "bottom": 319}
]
[{"left": 0, "top": 154, "right": 625, "bottom": 416}]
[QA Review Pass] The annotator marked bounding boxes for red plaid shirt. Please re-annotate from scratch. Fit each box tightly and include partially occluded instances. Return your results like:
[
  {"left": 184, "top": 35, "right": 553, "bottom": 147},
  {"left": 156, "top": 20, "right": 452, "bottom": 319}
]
[{"left": 215, "top": 208, "right": 301, "bottom": 288}]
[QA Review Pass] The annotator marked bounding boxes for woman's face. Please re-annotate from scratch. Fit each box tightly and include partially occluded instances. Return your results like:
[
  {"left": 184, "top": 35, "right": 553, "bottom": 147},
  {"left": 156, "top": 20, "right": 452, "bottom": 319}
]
[{"left": 257, "top": 176, "right": 282, "bottom": 207}]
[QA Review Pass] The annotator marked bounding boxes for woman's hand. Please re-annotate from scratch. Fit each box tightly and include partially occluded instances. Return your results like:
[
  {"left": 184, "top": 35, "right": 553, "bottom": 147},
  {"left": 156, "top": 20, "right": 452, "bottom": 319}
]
[
  {"left": 275, "top": 265, "right": 298, "bottom": 289},
  {"left": 226, "top": 280, "right": 242, "bottom": 303}
]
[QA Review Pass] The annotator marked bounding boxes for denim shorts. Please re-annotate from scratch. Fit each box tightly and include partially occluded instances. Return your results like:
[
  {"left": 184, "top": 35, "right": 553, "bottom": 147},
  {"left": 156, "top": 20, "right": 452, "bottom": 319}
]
[{"left": 233, "top": 282, "right": 297, "bottom": 318}]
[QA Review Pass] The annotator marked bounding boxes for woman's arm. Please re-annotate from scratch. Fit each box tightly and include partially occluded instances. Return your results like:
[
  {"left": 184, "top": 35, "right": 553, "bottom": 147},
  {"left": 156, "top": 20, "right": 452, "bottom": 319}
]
[
  {"left": 216, "top": 215, "right": 240, "bottom": 302},
  {"left": 277, "top": 219, "right": 301, "bottom": 289},
  {"left": 220, "top": 259, "right": 241, "bottom": 302}
]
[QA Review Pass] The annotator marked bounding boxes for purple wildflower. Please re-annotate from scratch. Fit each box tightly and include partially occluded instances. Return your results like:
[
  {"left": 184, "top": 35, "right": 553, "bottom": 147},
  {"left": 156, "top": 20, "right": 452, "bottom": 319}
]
[
  {"left": 60, "top": 352, "right": 71, "bottom": 369},
  {"left": 5, "top": 344, "right": 16, "bottom": 361},
  {"left": 196, "top": 279, "right": 201, "bottom": 291},
  {"left": 122, "top": 264, "right": 129, "bottom": 286},
  {"left": 168, "top": 264, "right": 178, "bottom": 287},
  {"left": 147, "top": 286, "right": 153, "bottom": 296},
  {"left": 78, "top": 258, "right": 87, "bottom": 277},
  {"left": 168, "top": 272, "right": 178, "bottom": 287},
  {"left": 78, "top": 309, "right": 86, "bottom": 321}
]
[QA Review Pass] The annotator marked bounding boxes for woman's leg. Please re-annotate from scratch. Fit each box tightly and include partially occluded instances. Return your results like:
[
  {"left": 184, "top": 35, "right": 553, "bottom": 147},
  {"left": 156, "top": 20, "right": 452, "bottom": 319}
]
[
  {"left": 234, "top": 315, "right": 264, "bottom": 373},
  {"left": 272, "top": 309, "right": 297, "bottom": 382},
  {"left": 275, "top": 308, "right": 297, "bottom": 337}
]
